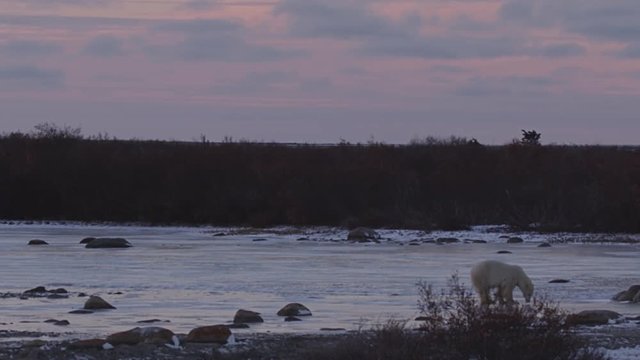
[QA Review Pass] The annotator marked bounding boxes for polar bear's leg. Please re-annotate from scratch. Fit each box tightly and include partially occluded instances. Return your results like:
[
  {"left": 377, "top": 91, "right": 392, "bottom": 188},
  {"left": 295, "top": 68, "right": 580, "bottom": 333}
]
[
  {"left": 499, "top": 283, "right": 515, "bottom": 304},
  {"left": 478, "top": 288, "right": 492, "bottom": 305}
]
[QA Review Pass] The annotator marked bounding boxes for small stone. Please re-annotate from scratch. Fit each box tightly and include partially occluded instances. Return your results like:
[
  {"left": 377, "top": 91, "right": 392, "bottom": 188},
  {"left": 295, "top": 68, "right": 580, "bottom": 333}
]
[
  {"left": 549, "top": 279, "right": 570, "bottom": 284},
  {"left": 496, "top": 250, "right": 512, "bottom": 254},
  {"left": 233, "top": 309, "right": 263, "bottom": 324},
  {"left": 538, "top": 242, "right": 552, "bottom": 248},
  {"left": 69, "top": 309, "right": 94, "bottom": 314},
  {"left": 54, "top": 320, "right": 70, "bottom": 326},
  {"left": 84, "top": 295, "right": 116, "bottom": 310},
  {"left": 137, "top": 319, "right": 169, "bottom": 324},
  {"left": 277, "top": 303, "right": 312, "bottom": 317},
  {"left": 507, "top": 237, "right": 524, "bottom": 244},
  {"left": 28, "top": 239, "right": 48, "bottom": 245},
  {"left": 23, "top": 286, "right": 47, "bottom": 294},
  {"left": 85, "top": 238, "right": 132, "bottom": 249},
  {"left": 80, "top": 237, "right": 96, "bottom": 244}
]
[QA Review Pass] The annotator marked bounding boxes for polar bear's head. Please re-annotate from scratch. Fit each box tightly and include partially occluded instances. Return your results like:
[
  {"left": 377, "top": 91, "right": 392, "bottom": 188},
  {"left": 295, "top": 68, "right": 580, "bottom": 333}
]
[{"left": 519, "top": 276, "right": 534, "bottom": 303}]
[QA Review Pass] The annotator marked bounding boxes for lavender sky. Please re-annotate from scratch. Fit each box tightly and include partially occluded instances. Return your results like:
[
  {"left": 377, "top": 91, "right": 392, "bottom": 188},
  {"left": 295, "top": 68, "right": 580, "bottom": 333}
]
[{"left": 0, "top": 0, "right": 639, "bottom": 144}]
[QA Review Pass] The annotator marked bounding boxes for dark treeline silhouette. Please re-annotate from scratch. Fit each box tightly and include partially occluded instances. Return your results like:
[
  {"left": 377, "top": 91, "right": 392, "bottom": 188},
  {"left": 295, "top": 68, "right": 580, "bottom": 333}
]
[{"left": 1, "top": 129, "right": 639, "bottom": 232}]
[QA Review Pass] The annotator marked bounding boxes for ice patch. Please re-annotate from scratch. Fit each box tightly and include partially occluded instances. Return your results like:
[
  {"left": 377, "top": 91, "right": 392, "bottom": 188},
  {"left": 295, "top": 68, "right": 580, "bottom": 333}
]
[{"left": 102, "top": 342, "right": 114, "bottom": 350}]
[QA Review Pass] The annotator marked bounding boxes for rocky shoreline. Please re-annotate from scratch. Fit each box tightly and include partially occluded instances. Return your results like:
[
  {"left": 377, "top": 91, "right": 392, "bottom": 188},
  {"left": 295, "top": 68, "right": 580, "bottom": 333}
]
[
  {"left": 1, "top": 325, "right": 640, "bottom": 360},
  {"left": 0, "top": 330, "right": 348, "bottom": 360}
]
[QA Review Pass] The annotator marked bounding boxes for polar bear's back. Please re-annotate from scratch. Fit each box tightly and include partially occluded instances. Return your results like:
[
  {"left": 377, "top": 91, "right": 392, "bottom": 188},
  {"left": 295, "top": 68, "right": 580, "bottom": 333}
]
[{"left": 470, "top": 260, "right": 519, "bottom": 289}]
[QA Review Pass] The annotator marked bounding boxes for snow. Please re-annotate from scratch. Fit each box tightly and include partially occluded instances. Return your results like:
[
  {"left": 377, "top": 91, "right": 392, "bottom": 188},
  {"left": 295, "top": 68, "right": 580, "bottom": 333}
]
[
  {"left": 0, "top": 221, "right": 639, "bottom": 358},
  {"left": 602, "top": 346, "right": 640, "bottom": 359}
]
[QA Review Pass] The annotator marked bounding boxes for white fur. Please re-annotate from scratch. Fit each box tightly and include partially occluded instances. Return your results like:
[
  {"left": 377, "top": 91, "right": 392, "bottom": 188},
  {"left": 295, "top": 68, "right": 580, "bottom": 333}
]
[{"left": 470, "top": 260, "right": 534, "bottom": 305}]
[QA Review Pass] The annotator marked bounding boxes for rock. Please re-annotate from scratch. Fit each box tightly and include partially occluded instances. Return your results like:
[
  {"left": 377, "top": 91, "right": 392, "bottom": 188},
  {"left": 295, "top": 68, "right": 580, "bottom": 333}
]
[
  {"left": 68, "top": 339, "right": 108, "bottom": 350},
  {"left": 69, "top": 309, "right": 94, "bottom": 314},
  {"left": 538, "top": 242, "right": 552, "bottom": 248},
  {"left": 566, "top": 310, "right": 622, "bottom": 326},
  {"left": 137, "top": 319, "right": 169, "bottom": 324},
  {"left": 496, "top": 250, "right": 512, "bottom": 254},
  {"left": 44, "top": 319, "right": 59, "bottom": 323},
  {"left": 252, "top": 238, "right": 268, "bottom": 242},
  {"left": 285, "top": 316, "right": 301, "bottom": 322},
  {"left": 185, "top": 325, "right": 232, "bottom": 344},
  {"left": 277, "top": 303, "right": 312, "bottom": 317},
  {"left": 51, "top": 288, "right": 68, "bottom": 294},
  {"left": 436, "top": 237, "right": 459, "bottom": 244},
  {"left": 80, "top": 237, "right": 96, "bottom": 244},
  {"left": 507, "top": 237, "right": 524, "bottom": 244},
  {"left": 54, "top": 320, "right": 70, "bottom": 326},
  {"left": 233, "top": 309, "right": 264, "bottom": 324},
  {"left": 470, "top": 239, "right": 487, "bottom": 244},
  {"left": 612, "top": 285, "right": 640, "bottom": 302},
  {"left": 320, "top": 328, "right": 346, "bottom": 331},
  {"left": 85, "top": 238, "right": 132, "bottom": 249},
  {"left": 106, "top": 327, "right": 176, "bottom": 346},
  {"left": 347, "top": 227, "right": 379, "bottom": 242},
  {"left": 84, "top": 295, "right": 116, "bottom": 310},
  {"left": 28, "top": 239, "right": 48, "bottom": 245},
  {"left": 549, "top": 279, "right": 570, "bottom": 284},
  {"left": 23, "top": 286, "right": 47, "bottom": 294}
]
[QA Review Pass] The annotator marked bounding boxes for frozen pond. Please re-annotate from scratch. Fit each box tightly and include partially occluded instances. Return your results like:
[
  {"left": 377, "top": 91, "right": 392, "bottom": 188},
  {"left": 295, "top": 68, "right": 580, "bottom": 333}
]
[{"left": 1, "top": 222, "right": 639, "bottom": 341}]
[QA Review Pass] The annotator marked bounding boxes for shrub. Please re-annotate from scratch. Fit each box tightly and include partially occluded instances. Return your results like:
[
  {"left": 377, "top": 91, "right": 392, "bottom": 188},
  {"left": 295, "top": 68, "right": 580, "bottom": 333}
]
[{"left": 298, "top": 274, "right": 607, "bottom": 360}]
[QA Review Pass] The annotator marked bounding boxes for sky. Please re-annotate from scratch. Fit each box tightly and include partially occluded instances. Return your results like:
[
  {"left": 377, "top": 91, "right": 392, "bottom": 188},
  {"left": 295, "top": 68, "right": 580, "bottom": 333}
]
[{"left": 0, "top": 0, "right": 639, "bottom": 145}]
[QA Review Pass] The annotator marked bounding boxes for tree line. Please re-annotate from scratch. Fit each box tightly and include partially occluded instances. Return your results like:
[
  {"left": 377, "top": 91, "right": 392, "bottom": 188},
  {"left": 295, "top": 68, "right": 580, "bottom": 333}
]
[{"left": 0, "top": 129, "right": 638, "bottom": 232}]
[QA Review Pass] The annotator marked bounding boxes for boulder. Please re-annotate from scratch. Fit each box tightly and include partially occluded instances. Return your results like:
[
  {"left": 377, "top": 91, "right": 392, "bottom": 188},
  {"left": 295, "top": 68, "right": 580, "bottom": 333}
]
[
  {"left": 85, "top": 238, "right": 132, "bottom": 249},
  {"left": 84, "top": 295, "right": 116, "bottom": 310},
  {"left": 277, "top": 303, "right": 312, "bottom": 317},
  {"left": 28, "top": 239, "right": 48, "bottom": 245},
  {"left": 185, "top": 325, "right": 232, "bottom": 344},
  {"left": 106, "top": 327, "right": 177, "bottom": 346},
  {"left": 347, "top": 227, "right": 379, "bottom": 242},
  {"left": 507, "top": 237, "right": 524, "bottom": 244},
  {"left": 566, "top": 310, "right": 622, "bottom": 326},
  {"left": 233, "top": 309, "right": 264, "bottom": 324},
  {"left": 612, "top": 285, "right": 640, "bottom": 302}
]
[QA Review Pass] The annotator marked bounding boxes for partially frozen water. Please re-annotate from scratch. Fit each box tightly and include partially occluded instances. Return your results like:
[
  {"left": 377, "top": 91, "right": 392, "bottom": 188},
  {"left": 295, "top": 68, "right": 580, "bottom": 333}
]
[{"left": 1, "top": 223, "right": 639, "bottom": 341}]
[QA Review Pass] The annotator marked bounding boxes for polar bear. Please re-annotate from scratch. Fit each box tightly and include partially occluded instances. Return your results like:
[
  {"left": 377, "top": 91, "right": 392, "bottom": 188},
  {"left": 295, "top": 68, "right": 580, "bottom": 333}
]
[{"left": 470, "top": 260, "right": 534, "bottom": 306}]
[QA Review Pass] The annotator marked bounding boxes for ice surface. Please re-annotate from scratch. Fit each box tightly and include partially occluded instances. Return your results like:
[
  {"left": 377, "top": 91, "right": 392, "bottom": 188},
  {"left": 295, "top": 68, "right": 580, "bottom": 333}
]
[{"left": 1, "top": 222, "right": 639, "bottom": 344}]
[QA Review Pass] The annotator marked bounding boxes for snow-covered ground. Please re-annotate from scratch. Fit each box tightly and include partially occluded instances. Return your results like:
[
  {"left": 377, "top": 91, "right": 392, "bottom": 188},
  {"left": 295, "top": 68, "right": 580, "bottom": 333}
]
[{"left": 0, "top": 222, "right": 639, "bottom": 355}]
